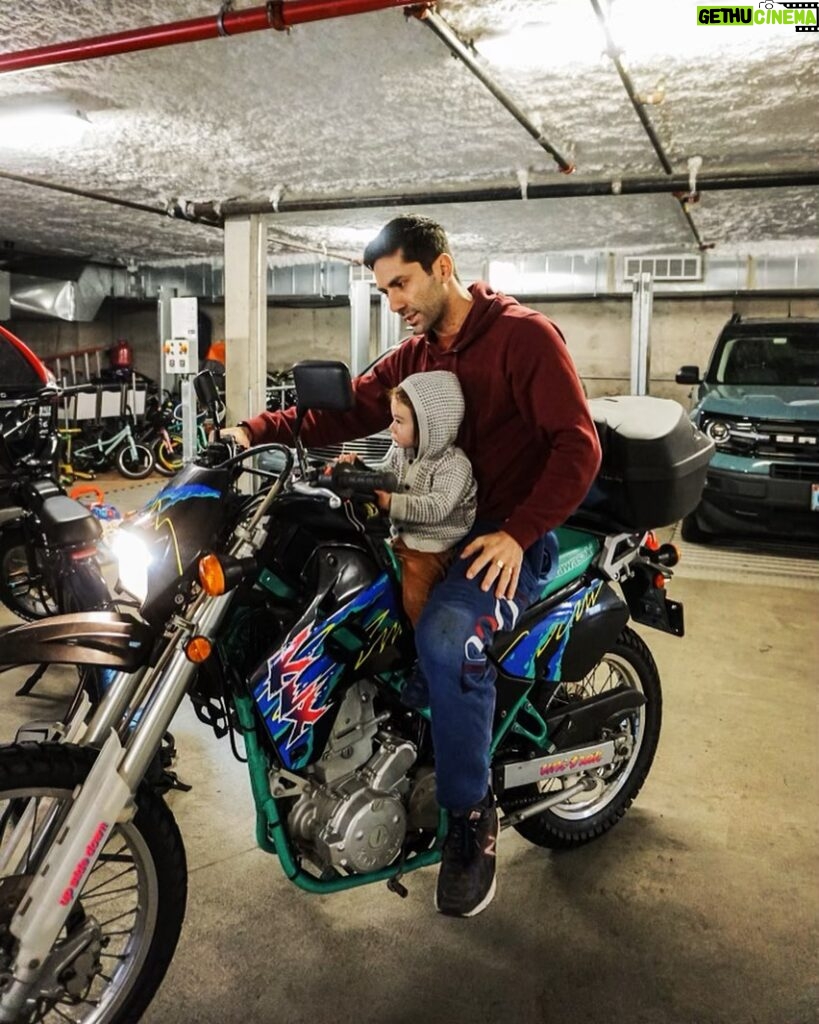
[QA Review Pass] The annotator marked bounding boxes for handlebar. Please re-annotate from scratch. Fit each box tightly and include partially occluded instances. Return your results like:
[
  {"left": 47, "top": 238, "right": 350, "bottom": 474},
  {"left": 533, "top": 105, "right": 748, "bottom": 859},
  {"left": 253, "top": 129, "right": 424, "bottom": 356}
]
[{"left": 329, "top": 463, "right": 398, "bottom": 497}]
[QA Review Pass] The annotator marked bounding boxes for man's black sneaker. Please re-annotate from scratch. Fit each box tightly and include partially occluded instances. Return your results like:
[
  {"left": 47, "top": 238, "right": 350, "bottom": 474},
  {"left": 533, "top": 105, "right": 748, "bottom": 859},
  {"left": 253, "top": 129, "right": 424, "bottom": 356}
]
[{"left": 435, "top": 795, "right": 498, "bottom": 917}]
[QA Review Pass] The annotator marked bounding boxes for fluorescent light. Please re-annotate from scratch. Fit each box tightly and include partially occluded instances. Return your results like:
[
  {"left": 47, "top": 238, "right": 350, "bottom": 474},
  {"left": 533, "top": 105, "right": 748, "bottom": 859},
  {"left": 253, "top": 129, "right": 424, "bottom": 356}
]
[
  {"left": 475, "top": 0, "right": 803, "bottom": 71},
  {"left": 0, "top": 98, "right": 91, "bottom": 149}
]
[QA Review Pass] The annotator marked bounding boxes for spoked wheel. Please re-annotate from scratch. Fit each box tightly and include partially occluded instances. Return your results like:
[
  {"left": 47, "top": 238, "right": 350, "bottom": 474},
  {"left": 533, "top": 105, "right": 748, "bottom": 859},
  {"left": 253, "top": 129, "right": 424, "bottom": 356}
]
[
  {"left": 114, "top": 444, "right": 154, "bottom": 481},
  {"left": 0, "top": 528, "right": 58, "bottom": 620},
  {"left": 500, "top": 627, "right": 662, "bottom": 849},
  {"left": 0, "top": 744, "right": 187, "bottom": 1024},
  {"left": 151, "top": 435, "right": 183, "bottom": 477}
]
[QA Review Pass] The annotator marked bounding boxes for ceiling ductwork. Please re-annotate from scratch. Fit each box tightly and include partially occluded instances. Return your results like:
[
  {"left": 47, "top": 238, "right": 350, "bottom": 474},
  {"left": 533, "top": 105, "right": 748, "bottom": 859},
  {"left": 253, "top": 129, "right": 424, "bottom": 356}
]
[{"left": 7, "top": 261, "right": 125, "bottom": 321}]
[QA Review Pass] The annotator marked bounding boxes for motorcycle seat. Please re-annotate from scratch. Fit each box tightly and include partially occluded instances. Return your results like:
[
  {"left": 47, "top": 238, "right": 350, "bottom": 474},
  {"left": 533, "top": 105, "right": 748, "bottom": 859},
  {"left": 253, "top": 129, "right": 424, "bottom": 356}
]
[{"left": 39, "top": 495, "right": 102, "bottom": 545}]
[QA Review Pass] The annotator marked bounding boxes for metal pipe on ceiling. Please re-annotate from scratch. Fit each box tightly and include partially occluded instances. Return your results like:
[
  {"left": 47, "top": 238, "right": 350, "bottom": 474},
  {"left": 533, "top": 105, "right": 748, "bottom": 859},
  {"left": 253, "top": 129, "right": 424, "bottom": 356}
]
[
  {"left": 589, "top": 0, "right": 707, "bottom": 249},
  {"left": 0, "top": 1, "right": 422, "bottom": 74},
  {"left": 183, "top": 168, "right": 819, "bottom": 220},
  {"left": 411, "top": 7, "right": 575, "bottom": 174}
]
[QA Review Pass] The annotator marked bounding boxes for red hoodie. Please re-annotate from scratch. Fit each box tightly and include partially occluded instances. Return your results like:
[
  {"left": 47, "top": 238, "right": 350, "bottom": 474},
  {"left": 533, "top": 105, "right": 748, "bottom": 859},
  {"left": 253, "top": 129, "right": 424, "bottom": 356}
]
[{"left": 243, "top": 283, "right": 602, "bottom": 550}]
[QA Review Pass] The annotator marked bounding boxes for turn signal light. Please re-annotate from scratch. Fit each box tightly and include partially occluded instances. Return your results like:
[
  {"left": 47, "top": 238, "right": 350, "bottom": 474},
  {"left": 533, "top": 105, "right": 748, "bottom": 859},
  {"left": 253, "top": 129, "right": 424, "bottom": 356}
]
[
  {"left": 653, "top": 573, "right": 666, "bottom": 589},
  {"left": 185, "top": 636, "right": 213, "bottom": 663},
  {"left": 655, "top": 543, "right": 680, "bottom": 568},
  {"left": 198, "top": 554, "right": 226, "bottom": 595}
]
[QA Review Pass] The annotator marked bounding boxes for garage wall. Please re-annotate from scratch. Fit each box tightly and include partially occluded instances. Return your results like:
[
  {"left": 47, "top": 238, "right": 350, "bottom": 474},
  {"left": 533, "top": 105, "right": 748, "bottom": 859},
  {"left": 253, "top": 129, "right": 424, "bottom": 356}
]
[{"left": 7, "top": 294, "right": 817, "bottom": 409}]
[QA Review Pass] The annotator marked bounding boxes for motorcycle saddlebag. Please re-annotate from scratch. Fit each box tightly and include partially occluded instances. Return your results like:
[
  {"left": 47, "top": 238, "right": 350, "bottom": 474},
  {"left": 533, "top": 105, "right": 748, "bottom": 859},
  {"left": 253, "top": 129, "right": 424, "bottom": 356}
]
[{"left": 582, "top": 396, "right": 714, "bottom": 530}]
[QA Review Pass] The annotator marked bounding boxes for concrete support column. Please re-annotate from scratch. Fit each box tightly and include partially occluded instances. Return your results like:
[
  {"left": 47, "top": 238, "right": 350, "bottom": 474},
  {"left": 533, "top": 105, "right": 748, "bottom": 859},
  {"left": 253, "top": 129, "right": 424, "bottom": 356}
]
[
  {"left": 224, "top": 215, "right": 267, "bottom": 427},
  {"left": 349, "top": 273, "right": 371, "bottom": 376},
  {"left": 379, "top": 293, "right": 402, "bottom": 355},
  {"left": 630, "top": 270, "right": 653, "bottom": 395}
]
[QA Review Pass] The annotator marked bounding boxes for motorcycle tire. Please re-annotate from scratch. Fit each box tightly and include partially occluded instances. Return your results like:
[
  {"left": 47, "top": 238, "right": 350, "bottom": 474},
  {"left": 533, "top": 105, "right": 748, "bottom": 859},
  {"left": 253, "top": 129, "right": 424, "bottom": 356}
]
[
  {"left": 115, "top": 442, "right": 155, "bottom": 480},
  {"left": 0, "top": 525, "right": 58, "bottom": 620},
  {"left": 152, "top": 434, "right": 184, "bottom": 476},
  {"left": 500, "top": 626, "right": 662, "bottom": 850},
  {"left": 0, "top": 743, "right": 187, "bottom": 1024}
]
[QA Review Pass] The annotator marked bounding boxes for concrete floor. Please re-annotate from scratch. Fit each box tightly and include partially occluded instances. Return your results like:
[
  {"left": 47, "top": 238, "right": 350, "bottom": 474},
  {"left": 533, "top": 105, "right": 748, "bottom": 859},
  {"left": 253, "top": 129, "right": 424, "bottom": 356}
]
[{"left": 0, "top": 471, "right": 817, "bottom": 1024}]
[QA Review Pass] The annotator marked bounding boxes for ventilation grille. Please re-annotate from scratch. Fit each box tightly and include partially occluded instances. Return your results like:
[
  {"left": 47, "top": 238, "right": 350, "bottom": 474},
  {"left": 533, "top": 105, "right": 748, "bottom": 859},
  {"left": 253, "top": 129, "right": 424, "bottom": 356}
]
[{"left": 624, "top": 255, "right": 702, "bottom": 282}]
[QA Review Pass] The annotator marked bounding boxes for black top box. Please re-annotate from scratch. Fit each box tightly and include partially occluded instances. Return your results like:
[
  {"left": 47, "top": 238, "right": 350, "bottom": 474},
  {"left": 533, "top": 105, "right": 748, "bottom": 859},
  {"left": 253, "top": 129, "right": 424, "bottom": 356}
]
[{"left": 580, "top": 395, "right": 714, "bottom": 530}]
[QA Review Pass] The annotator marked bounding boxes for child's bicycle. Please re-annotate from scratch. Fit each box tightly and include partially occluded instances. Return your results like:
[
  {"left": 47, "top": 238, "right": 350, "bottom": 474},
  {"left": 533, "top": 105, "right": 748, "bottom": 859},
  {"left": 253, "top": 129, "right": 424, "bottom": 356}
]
[
  {"left": 152, "top": 398, "right": 224, "bottom": 475},
  {"left": 71, "top": 410, "right": 155, "bottom": 479}
]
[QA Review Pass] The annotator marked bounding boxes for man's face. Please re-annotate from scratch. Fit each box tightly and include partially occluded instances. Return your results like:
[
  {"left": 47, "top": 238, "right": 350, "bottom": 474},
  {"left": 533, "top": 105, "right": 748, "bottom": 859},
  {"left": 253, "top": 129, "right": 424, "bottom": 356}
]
[{"left": 373, "top": 250, "right": 447, "bottom": 335}]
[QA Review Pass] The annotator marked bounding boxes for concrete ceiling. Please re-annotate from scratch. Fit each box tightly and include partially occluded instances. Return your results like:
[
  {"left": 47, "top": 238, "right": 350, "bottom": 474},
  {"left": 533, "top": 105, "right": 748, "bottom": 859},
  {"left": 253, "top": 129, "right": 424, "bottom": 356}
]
[{"left": 0, "top": 0, "right": 817, "bottom": 269}]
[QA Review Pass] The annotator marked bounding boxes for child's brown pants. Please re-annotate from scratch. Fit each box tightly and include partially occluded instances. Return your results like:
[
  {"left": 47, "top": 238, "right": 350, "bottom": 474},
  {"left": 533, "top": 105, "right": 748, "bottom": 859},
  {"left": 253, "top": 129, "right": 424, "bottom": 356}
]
[{"left": 392, "top": 538, "right": 454, "bottom": 626}]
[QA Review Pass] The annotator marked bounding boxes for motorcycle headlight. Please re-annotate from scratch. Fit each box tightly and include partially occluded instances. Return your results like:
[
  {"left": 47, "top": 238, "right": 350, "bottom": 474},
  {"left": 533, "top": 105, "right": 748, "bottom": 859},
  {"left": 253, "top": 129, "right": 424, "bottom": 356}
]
[{"left": 111, "top": 529, "right": 151, "bottom": 603}]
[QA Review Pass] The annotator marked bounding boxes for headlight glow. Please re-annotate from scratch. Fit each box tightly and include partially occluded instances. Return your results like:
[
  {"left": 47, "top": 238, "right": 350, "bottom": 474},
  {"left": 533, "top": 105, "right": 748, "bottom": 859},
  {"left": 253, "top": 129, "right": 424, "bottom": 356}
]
[
  {"left": 704, "top": 419, "right": 730, "bottom": 444},
  {"left": 111, "top": 529, "right": 151, "bottom": 603}
]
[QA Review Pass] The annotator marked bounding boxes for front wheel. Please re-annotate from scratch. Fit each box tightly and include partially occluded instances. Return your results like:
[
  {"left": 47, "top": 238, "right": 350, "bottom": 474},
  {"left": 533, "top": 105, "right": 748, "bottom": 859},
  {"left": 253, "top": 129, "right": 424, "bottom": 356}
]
[
  {"left": 115, "top": 442, "right": 154, "bottom": 480},
  {"left": 500, "top": 627, "right": 662, "bottom": 849},
  {"left": 0, "top": 743, "right": 187, "bottom": 1023}
]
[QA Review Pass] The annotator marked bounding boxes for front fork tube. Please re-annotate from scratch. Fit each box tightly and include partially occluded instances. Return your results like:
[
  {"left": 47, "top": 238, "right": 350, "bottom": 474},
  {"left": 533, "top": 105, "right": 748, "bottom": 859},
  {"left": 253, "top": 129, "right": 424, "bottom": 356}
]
[{"left": 1, "top": 592, "right": 234, "bottom": 1018}]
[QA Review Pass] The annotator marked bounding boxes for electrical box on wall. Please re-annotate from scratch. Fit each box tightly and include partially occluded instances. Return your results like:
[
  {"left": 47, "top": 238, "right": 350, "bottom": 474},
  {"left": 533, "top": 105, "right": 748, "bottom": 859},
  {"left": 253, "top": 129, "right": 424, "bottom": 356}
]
[
  {"left": 167, "top": 295, "right": 199, "bottom": 375},
  {"left": 163, "top": 339, "right": 193, "bottom": 375}
]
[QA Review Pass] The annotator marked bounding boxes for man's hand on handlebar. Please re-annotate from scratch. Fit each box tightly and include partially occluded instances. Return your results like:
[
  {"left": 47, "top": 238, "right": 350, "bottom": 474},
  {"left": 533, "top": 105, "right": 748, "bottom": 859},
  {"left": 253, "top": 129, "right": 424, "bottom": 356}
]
[
  {"left": 373, "top": 489, "right": 391, "bottom": 512},
  {"left": 218, "top": 425, "right": 251, "bottom": 448}
]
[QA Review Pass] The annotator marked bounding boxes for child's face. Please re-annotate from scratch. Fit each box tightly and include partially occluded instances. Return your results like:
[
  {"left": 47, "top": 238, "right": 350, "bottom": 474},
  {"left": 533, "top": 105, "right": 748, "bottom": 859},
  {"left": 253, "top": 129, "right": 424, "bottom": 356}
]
[{"left": 389, "top": 396, "right": 416, "bottom": 449}]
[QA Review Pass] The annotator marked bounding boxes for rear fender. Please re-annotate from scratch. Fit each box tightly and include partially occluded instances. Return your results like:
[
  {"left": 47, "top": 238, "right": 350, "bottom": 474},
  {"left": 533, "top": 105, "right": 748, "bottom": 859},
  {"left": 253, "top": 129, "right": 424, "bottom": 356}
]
[{"left": 0, "top": 612, "right": 153, "bottom": 670}]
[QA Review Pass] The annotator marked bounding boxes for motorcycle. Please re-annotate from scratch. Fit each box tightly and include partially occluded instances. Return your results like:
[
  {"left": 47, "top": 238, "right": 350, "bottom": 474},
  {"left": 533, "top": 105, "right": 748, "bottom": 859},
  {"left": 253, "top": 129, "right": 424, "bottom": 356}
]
[
  {"left": 0, "top": 362, "right": 712, "bottom": 1023},
  {"left": 0, "top": 390, "right": 110, "bottom": 628}
]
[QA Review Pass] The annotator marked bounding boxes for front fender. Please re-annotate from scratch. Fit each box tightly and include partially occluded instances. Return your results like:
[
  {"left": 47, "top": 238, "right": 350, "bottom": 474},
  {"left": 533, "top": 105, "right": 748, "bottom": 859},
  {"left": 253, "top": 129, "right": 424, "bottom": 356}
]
[{"left": 0, "top": 612, "right": 154, "bottom": 670}]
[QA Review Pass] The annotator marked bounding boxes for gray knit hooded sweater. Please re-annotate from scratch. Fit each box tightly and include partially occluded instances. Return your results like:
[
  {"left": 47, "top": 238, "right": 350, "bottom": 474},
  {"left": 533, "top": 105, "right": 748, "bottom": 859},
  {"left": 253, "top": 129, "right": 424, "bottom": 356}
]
[{"left": 385, "top": 371, "right": 477, "bottom": 552}]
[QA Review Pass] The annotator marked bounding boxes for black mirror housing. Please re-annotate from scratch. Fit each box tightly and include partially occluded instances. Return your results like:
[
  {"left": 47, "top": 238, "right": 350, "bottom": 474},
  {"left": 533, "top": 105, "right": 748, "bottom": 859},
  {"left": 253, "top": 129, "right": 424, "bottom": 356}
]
[
  {"left": 194, "top": 370, "right": 220, "bottom": 409},
  {"left": 675, "top": 365, "right": 701, "bottom": 385},
  {"left": 292, "top": 360, "right": 354, "bottom": 413}
]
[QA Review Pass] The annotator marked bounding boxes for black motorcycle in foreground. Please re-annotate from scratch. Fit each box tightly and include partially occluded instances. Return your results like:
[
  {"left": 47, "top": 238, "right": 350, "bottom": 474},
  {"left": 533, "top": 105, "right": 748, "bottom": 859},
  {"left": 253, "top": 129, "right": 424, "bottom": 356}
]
[
  {"left": 0, "top": 389, "right": 111, "bottom": 712},
  {"left": 0, "top": 363, "right": 712, "bottom": 1023}
]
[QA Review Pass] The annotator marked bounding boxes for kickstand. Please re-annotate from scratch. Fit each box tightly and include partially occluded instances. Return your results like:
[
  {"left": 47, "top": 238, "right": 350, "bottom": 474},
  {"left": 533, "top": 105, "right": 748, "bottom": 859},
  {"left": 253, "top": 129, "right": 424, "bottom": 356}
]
[
  {"left": 387, "top": 874, "right": 408, "bottom": 899},
  {"left": 15, "top": 664, "right": 49, "bottom": 697}
]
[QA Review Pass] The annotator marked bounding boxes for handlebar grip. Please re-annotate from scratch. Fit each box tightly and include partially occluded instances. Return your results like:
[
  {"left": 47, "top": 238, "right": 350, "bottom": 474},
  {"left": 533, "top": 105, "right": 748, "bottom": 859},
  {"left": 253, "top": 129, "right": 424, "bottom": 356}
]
[{"left": 330, "top": 463, "right": 398, "bottom": 496}]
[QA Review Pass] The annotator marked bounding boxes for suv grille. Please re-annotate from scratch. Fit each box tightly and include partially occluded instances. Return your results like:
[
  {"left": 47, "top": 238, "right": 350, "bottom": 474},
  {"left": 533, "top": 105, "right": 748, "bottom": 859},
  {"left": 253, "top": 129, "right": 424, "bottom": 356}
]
[
  {"left": 770, "top": 464, "right": 818, "bottom": 481},
  {"left": 755, "top": 420, "right": 819, "bottom": 462}
]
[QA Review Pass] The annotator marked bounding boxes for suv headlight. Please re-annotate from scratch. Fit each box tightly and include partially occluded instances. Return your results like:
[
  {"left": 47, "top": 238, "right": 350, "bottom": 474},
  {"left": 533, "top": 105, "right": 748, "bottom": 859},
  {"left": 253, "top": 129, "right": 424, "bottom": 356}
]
[{"left": 703, "top": 419, "right": 731, "bottom": 445}]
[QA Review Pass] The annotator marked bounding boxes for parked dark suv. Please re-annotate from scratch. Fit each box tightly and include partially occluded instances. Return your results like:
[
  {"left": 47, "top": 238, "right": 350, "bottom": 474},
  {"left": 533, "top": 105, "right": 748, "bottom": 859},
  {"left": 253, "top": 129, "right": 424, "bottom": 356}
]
[{"left": 676, "top": 315, "right": 819, "bottom": 541}]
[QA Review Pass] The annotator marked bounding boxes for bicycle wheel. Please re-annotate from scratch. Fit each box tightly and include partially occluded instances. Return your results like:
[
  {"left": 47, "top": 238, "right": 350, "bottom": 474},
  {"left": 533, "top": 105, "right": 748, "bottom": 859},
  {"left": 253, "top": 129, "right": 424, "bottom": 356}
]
[
  {"left": 152, "top": 435, "right": 183, "bottom": 476},
  {"left": 115, "top": 442, "right": 154, "bottom": 480}
]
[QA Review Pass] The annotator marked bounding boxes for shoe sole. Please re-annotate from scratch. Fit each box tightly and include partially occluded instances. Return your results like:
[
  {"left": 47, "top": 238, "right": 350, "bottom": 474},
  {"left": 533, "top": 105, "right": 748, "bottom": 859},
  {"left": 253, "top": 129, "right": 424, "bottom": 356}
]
[{"left": 434, "top": 875, "right": 497, "bottom": 918}]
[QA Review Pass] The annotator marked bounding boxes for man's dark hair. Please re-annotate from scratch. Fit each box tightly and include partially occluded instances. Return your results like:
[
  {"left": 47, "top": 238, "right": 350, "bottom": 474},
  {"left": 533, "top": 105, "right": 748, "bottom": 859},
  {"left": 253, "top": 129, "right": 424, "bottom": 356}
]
[{"left": 363, "top": 215, "right": 457, "bottom": 277}]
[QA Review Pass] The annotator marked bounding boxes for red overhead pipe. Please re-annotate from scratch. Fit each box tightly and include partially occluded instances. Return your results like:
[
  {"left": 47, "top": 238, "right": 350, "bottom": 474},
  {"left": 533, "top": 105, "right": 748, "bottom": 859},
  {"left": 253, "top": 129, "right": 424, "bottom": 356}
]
[{"left": 0, "top": 1, "right": 424, "bottom": 75}]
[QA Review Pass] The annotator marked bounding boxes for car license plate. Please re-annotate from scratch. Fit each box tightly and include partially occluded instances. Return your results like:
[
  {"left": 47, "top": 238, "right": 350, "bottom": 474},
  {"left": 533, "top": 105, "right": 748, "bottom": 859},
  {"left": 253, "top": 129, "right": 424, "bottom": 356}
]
[{"left": 812, "top": 483, "right": 819, "bottom": 511}]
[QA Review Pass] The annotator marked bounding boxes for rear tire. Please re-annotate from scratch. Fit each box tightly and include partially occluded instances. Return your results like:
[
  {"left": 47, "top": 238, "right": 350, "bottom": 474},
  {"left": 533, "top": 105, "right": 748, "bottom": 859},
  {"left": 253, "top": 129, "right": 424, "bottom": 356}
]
[
  {"left": 115, "top": 443, "right": 154, "bottom": 480},
  {"left": 0, "top": 743, "right": 187, "bottom": 1024},
  {"left": 0, "top": 526, "right": 58, "bottom": 620},
  {"left": 500, "top": 627, "right": 662, "bottom": 849}
]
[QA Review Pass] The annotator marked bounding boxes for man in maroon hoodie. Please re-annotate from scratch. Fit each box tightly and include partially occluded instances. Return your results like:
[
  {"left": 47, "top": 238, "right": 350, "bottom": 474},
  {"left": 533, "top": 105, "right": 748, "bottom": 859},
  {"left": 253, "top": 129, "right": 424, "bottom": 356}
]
[{"left": 226, "top": 216, "right": 601, "bottom": 917}]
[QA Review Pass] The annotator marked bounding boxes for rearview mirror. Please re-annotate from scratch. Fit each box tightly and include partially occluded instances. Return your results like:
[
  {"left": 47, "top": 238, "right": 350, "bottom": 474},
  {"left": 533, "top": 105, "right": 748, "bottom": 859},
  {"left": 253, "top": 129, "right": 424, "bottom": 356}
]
[
  {"left": 292, "top": 360, "right": 354, "bottom": 413},
  {"left": 194, "top": 370, "right": 220, "bottom": 410},
  {"left": 675, "top": 365, "right": 701, "bottom": 385}
]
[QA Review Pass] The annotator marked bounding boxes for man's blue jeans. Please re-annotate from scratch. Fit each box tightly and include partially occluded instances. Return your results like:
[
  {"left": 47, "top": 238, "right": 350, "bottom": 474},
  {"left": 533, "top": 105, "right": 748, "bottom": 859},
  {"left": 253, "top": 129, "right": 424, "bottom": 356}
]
[{"left": 412, "top": 524, "right": 553, "bottom": 814}]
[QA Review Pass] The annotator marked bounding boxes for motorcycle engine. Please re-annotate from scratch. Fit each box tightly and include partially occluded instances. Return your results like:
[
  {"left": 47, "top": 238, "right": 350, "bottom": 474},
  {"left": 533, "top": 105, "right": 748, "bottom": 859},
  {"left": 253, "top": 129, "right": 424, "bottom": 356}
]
[{"left": 285, "top": 681, "right": 416, "bottom": 875}]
